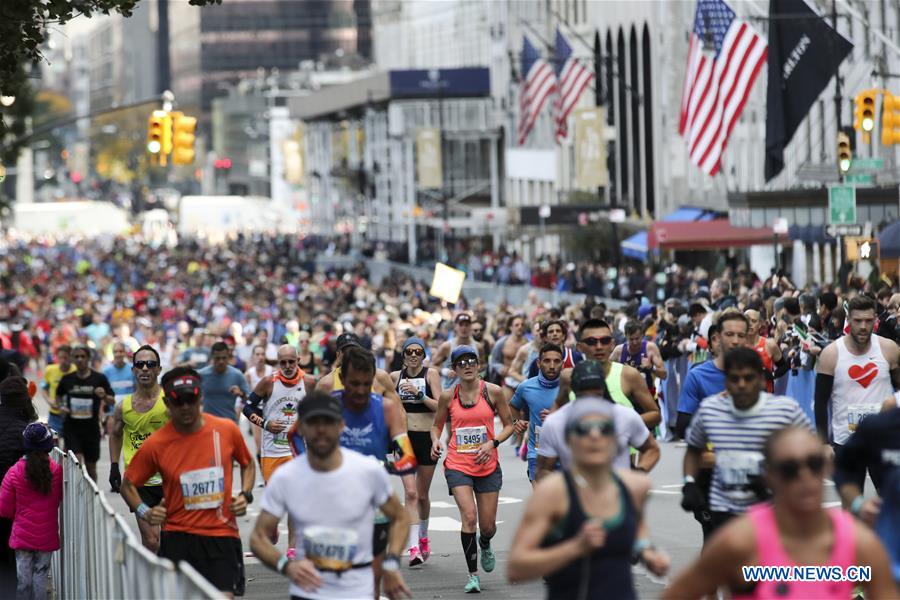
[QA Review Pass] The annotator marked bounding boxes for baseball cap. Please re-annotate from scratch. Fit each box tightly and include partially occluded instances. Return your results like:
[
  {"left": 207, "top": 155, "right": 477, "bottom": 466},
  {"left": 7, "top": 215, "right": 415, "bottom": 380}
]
[
  {"left": 450, "top": 345, "right": 478, "bottom": 364},
  {"left": 638, "top": 305, "right": 654, "bottom": 320},
  {"left": 163, "top": 373, "right": 202, "bottom": 403},
  {"left": 454, "top": 313, "right": 473, "bottom": 324},
  {"left": 336, "top": 332, "right": 362, "bottom": 351},
  {"left": 297, "top": 392, "right": 343, "bottom": 422},
  {"left": 570, "top": 360, "right": 607, "bottom": 393}
]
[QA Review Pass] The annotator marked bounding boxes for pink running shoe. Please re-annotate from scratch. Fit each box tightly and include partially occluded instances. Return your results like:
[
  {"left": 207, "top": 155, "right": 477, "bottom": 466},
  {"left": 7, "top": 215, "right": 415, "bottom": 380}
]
[
  {"left": 418, "top": 537, "right": 431, "bottom": 562},
  {"left": 408, "top": 546, "right": 423, "bottom": 567},
  {"left": 286, "top": 547, "right": 297, "bottom": 560}
]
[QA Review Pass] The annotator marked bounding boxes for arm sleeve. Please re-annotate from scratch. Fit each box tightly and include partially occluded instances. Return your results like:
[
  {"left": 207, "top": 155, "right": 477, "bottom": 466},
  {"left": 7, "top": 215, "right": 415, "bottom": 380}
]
[
  {"left": 814, "top": 373, "right": 834, "bottom": 440},
  {"left": 675, "top": 412, "right": 693, "bottom": 440},
  {"left": 242, "top": 392, "right": 265, "bottom": 420},
  {"left": 771, "top": 355, "right": 790, "bottom": 380}
]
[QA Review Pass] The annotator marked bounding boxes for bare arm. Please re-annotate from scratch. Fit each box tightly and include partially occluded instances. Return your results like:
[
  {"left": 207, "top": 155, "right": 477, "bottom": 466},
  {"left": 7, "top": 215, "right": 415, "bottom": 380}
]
[
  {"left": 855, "top": 522, "right": 900, "bottom": 599},
  {"left": 423, "top": 368, "right": 441, "bottom": 412},
  {"left": 647, "top": 342, "right": 667, "bottom": 380},
  {"left": 430, "top": 342, "right": 450, "bottom": 372},
  {"left": 766, "top": 338, "right": 783, "bottom": 363},
  {"left": 610, "top": 345, "right": 623, "bottom": 362},
  {"left": 383, "top": 395, "right": 408, "bottom": 438},
  {"left": 430, "top": 390, "right": 452, "bottom": 459},
  {"left": 314, "top": 372, "right": 334, "bottom": 394},
  {"left": 509, "top": 344, "right": 530, "bottom": 380},
  {"left": 623, "top": 366, "right": 661, "bottom": 428},
  {"left": 535, "top": 455, "right": 558, "bottom": 482},
  {"left": 553, "top": 369, "right": 572, "bottom": 410},
  {"left": 109, "top": 401, "right": 124, "bottom": 464},
  {"left": 635, "top": 435, "right": 661, "bottom": 472}
]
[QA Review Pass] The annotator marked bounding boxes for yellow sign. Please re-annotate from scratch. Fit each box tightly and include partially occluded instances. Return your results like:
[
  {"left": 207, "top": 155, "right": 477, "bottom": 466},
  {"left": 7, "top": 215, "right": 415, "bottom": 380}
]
[
  {"left": 416, "top": 128, "right": 443, "bottom": 189},
  {"left": 429, "top": 263, "right": 466, "bottom": 304},
  {"left": 574, "top": 107, "right": 608, "bottom": 189}
]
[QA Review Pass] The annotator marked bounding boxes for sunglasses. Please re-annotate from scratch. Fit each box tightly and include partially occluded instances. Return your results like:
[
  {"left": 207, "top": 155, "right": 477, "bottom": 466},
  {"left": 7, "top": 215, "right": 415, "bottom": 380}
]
[
  {"left": 404, "top": 349, "right": 424, "bottom": 357},
  {"left": 279, "top": 359, "right": 298, "bottom": 366},
  {"left": 568, "top": 419, "right": 616, "bottom": 438},
  {"left": 133, "top": 360, "right": 160, "bottom": 370},
  {"left": 582, "top": 336, "right": 613, "bottom": 347},
  {"left": 168, "top": 393, "right": 200, "bottom": 407},
  {"left": 770, "top": 454, "right": 826, "bottom": 481},
  {"left": 454, "top": 357, "right": 479, "bottom": 368}
]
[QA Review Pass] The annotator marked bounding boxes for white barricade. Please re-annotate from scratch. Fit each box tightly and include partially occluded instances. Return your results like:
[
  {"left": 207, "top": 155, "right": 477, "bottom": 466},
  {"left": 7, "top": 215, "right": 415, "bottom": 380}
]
[{"left": 50, "top": 448, "right": 223, "bottom": 599}]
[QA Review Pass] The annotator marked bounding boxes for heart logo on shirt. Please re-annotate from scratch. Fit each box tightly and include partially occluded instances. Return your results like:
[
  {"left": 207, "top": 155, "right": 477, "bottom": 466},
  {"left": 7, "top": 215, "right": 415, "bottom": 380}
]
[{"left": 848, "top": 363, "right": 878, "bottom": 389}]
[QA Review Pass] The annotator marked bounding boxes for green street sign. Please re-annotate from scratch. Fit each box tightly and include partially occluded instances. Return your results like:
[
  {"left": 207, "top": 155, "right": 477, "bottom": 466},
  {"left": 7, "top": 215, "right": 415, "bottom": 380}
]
[
  {"left": 849, "top": 157, "right": 884, "bottom": 171},
  {"left": 845, "top": 173, "right": 874, "bottom": 186},
  {"left": 828, "top": 185, "right": 857, "bottom": 225}
]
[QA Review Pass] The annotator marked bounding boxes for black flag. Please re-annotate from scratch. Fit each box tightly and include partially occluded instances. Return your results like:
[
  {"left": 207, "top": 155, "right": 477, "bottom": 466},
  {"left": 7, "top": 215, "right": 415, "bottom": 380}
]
[{"left": 765, "top": 0, "right": 853, "bottom": 181}]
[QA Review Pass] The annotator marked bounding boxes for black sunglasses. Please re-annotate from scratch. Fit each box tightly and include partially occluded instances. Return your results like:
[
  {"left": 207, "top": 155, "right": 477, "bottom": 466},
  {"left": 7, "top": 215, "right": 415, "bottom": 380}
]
[
  {"left": 133, "top": 360, "right": 160, "bottom": 370},
  {"left": 582, "top": 336, "right": 613, "bottom": 347},
  {"left": 771, "top": 454, "right": 826, "bottom": 481},
  {"left": 568, "top": 419, "right": 616, "bottom": 438},
  {"left": 167, "top": 393, "right": 200, "bottom": 407},
  {"left": 454, "top": 357, "right": 479, "bottom": 368},
  {"left": 404, "top": 349, "right": 424, "bottom": 357}
]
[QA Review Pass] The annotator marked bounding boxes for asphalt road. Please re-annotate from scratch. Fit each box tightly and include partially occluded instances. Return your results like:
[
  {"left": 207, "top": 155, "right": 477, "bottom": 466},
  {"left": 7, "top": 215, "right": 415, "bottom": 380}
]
[{"left": 42, "top": 395, "right": 845, "bottom": 600}]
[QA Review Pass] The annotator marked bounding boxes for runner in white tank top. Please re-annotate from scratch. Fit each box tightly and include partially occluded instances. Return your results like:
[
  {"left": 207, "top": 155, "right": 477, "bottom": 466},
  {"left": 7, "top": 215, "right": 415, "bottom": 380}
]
[
  {"left": 830, "top": 334, "right": 894, "bottom": 444},
  {"left": 262, "top": 373, "right": 306, "bottom": 458}
]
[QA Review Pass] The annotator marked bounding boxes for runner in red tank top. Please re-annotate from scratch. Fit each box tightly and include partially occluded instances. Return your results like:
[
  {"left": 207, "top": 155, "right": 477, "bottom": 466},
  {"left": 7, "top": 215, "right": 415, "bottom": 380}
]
[
  {"left": 744, "top": 309, "right": 783, "bottom": 394},
  {"left": 430, "top": 345, "right": 523, "bottom": 594}
]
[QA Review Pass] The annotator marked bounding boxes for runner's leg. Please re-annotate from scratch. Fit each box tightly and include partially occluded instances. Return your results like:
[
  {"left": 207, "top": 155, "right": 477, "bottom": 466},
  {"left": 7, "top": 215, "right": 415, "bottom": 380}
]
[{"left": 452, "top": 486, "right": 479, "bottom": 574}]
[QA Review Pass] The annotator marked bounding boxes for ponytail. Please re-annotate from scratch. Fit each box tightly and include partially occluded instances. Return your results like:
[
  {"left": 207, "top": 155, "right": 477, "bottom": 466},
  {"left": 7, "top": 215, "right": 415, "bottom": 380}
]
[{"left": 24, "top": 451, "right": 52, "bottom": 495}]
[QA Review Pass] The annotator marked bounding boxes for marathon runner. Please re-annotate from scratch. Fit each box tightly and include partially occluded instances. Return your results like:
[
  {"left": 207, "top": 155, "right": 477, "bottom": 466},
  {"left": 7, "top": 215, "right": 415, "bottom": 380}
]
[
  {"left": 523, "top": 319, "right": 583, "bottom": 378},
  {"left": 109, "top": 345, "right": 168, "bottom": 551},
  {"left": 244, "top": 344, "right": 274, "bottom": 464},
  {"left": 430, "top": 345, "right": 520, "bottom": 594},
  {"left": 553, "top": 319, "right": 661, "bottom": 431},
  {"left": 430, "top": 313, "right": 485, "bottom": 391},
  {"left": 250, "top": 391, "right": 412, "bottom": 600},
  {"left": 815, "top": 295, "right": 900, "bottom": 483},
  {"left": 488, "top": 314, "right": 530, "bottom": 400},
  {"left": 665, "top": 426, "right": 898, "bottom": 599},
  {"left": 56, "top": 345, "right": 114, "bottom": 481},
  {"left": 296, "top": 331, "right": 322, "bottom": 377},
  {"left": 510, "top": 321, "right": 543, "bottom": 382},
  {"left": 103, "top": 340, "right": 135, "bottom": 436},
  {"left": 611, "top": 320, "right": 667, "bottom": 399},
  {"left": 243, "top": 344, "right": 315, "bottom": 555},
  {"left": 536, "top": 360, "right": 660, "bottom": 480},
  {"left": 121, "top": 366, "right": 256, "bottom": 599},
  {"left": 507, "top": 398, "right": 669, "bottom": 599},
  {"left": 199, "top": 341, "right": 251, "bottom": 423},
  {"left": 42, "top": 344, "right": 74, "bottom": 441},
  {"left": 743, "top": 308, "right": 784, "bottom": 393},
  {"left": 680, "top": 347, "right": 812, "bottom": 542},
  {"left": 510, "top": 343, "right": 564, "bottom": 484},
  {"left": 389, "top": 337, "right": 442, "bottom": 566},
  {"left": 315, "top": 333, "right": 399, "bottom": 402}
]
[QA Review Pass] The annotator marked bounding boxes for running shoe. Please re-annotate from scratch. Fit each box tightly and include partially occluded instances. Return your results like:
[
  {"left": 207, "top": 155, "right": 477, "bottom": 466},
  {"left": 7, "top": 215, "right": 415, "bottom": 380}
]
[
  {"left": 464, "top": 574, "right": 481, "bottom": 593},
  {"left": 286, "top": 547, "right": 297, "bottom": 560},
  {"left": 480, "top": 545, "right": 496, "bottom": 572},
  {"left": 408, "top": 546, "right": 423, "bottom": 567},
  {"left": 418, "top": 537, "right": 431, "bottom": 562}
]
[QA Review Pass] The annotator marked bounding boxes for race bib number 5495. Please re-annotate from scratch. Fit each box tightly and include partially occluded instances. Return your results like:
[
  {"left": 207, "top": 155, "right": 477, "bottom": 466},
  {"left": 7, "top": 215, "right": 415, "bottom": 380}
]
[{"left": 456, "top": 426, "right": 488, "bottom": 453}]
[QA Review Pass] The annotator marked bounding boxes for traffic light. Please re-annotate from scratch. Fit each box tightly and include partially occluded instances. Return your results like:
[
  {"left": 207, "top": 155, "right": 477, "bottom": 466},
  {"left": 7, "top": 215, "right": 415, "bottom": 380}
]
[
  {"left": 837, "top": 130, "right": 852, "bottom": 174},
  {"left": 171, "top": 112, "right": 198, "bottom": 166},
  {"left": 214, "top": 158, "right": 232, "bottom": 171},
  {"left": 147, "top": 110, "right": 172, "bottom": 166},
  {"left": 854, "top": 89, "right": 877, "bottom": 134},
  {"left": 882, "top": 92, "right": 900, "bottom": 145}
]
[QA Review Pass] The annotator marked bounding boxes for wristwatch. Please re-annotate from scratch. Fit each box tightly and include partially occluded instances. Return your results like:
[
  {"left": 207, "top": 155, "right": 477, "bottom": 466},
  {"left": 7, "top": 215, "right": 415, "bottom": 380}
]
[
  {"left": 240, "top": 490, "right": 254, "bottom": 504},
  {"left": 382, "top": 554, "right": 400, "bottom": 572},
  {"left": 492, "top": 439, "right": 500, "bottom": 448}
]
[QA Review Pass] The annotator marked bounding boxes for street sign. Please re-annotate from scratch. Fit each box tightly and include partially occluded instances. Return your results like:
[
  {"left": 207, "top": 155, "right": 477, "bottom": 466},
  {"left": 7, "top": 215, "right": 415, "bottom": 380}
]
[
  {"left": 825, "top": 224, "right": 863, "bottom": 237},
  {"left": 849, "top": 157, "right": 884, "bottom": 171},
  {"left": 828, "top": 185, "right": 857, "bottom": 225},
  {"left": 845, "top": 173, "right": 874, "bottom": 186}
]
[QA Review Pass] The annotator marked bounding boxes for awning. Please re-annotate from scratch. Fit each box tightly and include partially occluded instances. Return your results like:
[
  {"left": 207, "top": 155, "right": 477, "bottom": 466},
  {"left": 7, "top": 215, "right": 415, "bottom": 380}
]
[
  {"left": 648, "top": 219, "right": 775, "bottom": 250},
  {"left": 621, "top": 207, "right": 717, "bottom": 261},
  {"left": 878, "top": 219, "right": 900, "bottom": 258}
]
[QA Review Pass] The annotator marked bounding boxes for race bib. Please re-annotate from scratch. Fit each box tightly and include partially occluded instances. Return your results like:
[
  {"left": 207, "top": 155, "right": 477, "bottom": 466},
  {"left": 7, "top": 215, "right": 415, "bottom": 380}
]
[
  {"left": 455, "top": 426, "right": 488, "bottom": 453},
  {"left": 303, "top": 526, "right": 358, "bottom": 572},
  {"left": 70, "top": 397, "right": 93, "bottom": 419},
  {"left": 534, "top": 425, "right": 542, "bottom": 450},
  {"left": 179, "top": 466, "right": 224, "bottom": 510},
  {"left": 716, "top": 450, "right": 763, "bottom": 499},
  {"left": 848, "top": 404, "right": 879, "bottom": 431},
  {"left": 399, "top": 378, "right": 426, "bottom": 403}
]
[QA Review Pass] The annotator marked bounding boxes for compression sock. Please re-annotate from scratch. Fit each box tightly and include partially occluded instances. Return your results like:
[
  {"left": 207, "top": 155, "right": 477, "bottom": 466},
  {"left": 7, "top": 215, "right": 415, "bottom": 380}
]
[
  {"left": 419, "top": 519, "right": 429, "bottom": 538},
  {"left": 461, "top": 531, "right": 478, "bottom": 573},
  {"left": 478, "top": 531, "right": 494, "bottom": 549}
]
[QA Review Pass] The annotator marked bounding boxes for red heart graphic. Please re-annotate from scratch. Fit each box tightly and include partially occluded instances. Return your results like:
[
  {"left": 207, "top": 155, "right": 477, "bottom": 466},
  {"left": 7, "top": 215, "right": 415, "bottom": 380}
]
[{"left": 848, "top": 363, "right": 878, "bottom": 389}]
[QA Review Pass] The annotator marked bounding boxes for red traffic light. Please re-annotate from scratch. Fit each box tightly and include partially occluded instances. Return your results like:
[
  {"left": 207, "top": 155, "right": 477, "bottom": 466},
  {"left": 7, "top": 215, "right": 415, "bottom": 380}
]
[{"left": 214, "top": 158, "right": 232, "bottom": 170}]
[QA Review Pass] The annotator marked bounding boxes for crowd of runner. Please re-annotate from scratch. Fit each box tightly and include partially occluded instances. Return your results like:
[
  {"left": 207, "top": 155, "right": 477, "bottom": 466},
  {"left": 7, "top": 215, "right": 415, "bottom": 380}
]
[{"left": 0, "top": 232, "right": 899, "bottom": 599}]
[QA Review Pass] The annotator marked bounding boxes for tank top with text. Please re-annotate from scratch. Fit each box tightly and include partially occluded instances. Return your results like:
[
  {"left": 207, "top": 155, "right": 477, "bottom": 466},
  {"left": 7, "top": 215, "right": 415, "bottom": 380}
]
[
  {"left": 262, "top": 371, "right": 305, "bottom": 458},
  {"left": 122, "top": 389, "right": 168, "bottom": 486}
]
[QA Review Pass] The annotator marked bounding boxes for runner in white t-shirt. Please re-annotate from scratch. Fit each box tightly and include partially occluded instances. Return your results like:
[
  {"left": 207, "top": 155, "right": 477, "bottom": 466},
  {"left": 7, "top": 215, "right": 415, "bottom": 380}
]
[{"left": 250, "top": 391, "right": 411, "bottom": 600}]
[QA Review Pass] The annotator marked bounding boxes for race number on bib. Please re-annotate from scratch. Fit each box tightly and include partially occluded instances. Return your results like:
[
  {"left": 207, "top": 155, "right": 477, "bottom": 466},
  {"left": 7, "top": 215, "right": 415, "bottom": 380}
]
[
  {"left": 717, "top": 450, "right": 763, "bottom": 497},
  {"left": 456, "top": 426, "right": 488, "bottom": 453},
  {"left": 848, "top": 404, "right": 879, "bottom": 432},
  {"left": 303, "top": 526, "right": 359, "bottom": 572},
  {"left": 69, "top": 397, "right": 93, "bottom": 419},
  {"left": 179, "top": 467, "right": 225, "bottom": 510}
]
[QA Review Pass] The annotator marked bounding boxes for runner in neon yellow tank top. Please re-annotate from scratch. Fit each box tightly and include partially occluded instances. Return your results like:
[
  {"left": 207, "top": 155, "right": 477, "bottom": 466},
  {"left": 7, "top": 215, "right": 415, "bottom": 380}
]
[{"left": 109, "top": 345, "right": 169, "bottom": 552}]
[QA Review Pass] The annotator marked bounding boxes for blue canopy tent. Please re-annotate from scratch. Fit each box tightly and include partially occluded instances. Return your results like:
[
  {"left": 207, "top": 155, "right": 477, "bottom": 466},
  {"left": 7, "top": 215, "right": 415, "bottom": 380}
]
[
  {"left": 879, "top": 220, "right": 900, "bottom": 258},
  {"left": 621, "top": 207, "right": 717, "bottom": 262}
]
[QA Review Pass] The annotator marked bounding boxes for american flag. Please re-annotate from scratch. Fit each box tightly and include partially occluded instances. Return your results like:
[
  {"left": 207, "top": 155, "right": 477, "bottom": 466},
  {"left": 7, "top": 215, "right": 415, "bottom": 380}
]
[
  {"left": 554, "top": 28, "right": 594, "bottom": 142},
  {"left": 518, "top": 36, "right": 557, "bottom": 145},
  {"left": 679, "top": 0, "right": 767, "bottom": 176}
]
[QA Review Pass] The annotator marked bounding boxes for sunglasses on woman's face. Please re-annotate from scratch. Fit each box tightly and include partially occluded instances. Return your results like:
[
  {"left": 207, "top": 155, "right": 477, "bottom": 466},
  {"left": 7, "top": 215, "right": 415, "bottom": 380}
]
[
  {"left": 133, "top": 360, "right": 159, "bottom": 370},
  {"left": 404, "top": 349, "right": 424, "bottom": 357},
  {"left": 569, "top": 419, "right": 616, "bottom": 438},
  {"left": 581, "top": 336, "right": 613, "bottom": 347},
  {"left": 454, "top": 358, "right": 478, "bottom": 368},
  {"left": 770, "top": 454, "right": 825, "bottom": 481}
]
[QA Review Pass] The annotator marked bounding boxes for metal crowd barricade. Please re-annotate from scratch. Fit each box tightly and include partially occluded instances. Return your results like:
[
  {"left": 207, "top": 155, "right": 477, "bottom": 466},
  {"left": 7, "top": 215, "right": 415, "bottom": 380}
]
[{"left": 50, "top": 448, "right": 223, "bottom": 599}]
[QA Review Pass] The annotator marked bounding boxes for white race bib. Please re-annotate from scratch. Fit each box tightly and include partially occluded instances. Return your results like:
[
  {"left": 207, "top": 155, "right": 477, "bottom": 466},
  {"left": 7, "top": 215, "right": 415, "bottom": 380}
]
[
  {"left": 848, "top": 404, "right": 879, "bottom": 432},
  {"left": 534, "top": 425, "right": 542, "bottom": 450},
  {"left": 302, "top": 526, "right": 359, "bottom": 572},
  {"left": 179, "top": 467, "right": 224, "bottom": 510},
  {"left": 399, "top": 378, "right": 427, "bottom": 403},
  {"left": 70, "top": 397, "right": 93, "bottom": 419},
  {"left": 455, "top": 426, "right": 488, "bottom": 453},
  {"left": 716, "top": 450, "right": 763, "bottom": 499}
]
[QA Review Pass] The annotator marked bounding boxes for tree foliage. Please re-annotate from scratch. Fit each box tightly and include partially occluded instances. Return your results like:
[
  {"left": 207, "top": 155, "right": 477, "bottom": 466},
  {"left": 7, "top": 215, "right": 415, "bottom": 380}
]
[{"left": 0, "top": 0, "right": 222, "bottom": 97}]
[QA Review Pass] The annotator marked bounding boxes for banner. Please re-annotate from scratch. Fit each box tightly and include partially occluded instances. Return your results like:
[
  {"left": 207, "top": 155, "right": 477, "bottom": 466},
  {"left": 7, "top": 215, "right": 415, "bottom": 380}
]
[
  {"left": 765, "top": 0, "right": 853, "bottom": 181},
  {"left": 429, "top": 262, "right": 465, "bottom": 304},
  {"left": 574, "top": 107, "right": 608, "bottom": 188},
  {"left": 416, "top": 128, "right": 443, "bottom": 189}
]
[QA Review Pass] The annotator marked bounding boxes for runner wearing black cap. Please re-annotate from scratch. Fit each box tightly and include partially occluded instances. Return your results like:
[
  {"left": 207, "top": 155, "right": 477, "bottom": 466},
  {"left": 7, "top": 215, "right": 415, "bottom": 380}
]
[
  {"left": 121, "top": 366, "right": 256, "bottom": 599},
  {"left": 430, "top": 344, "right": 522, "bottom": 593},
  {"left": 250, "top": 391, "right": 412, "bottom": 600}
]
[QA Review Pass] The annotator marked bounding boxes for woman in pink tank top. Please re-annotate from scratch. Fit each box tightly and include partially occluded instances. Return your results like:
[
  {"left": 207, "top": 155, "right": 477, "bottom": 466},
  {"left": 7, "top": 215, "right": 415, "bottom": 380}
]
[{"left": 664, "top": 426, "right": 898, "bottom": 599}]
